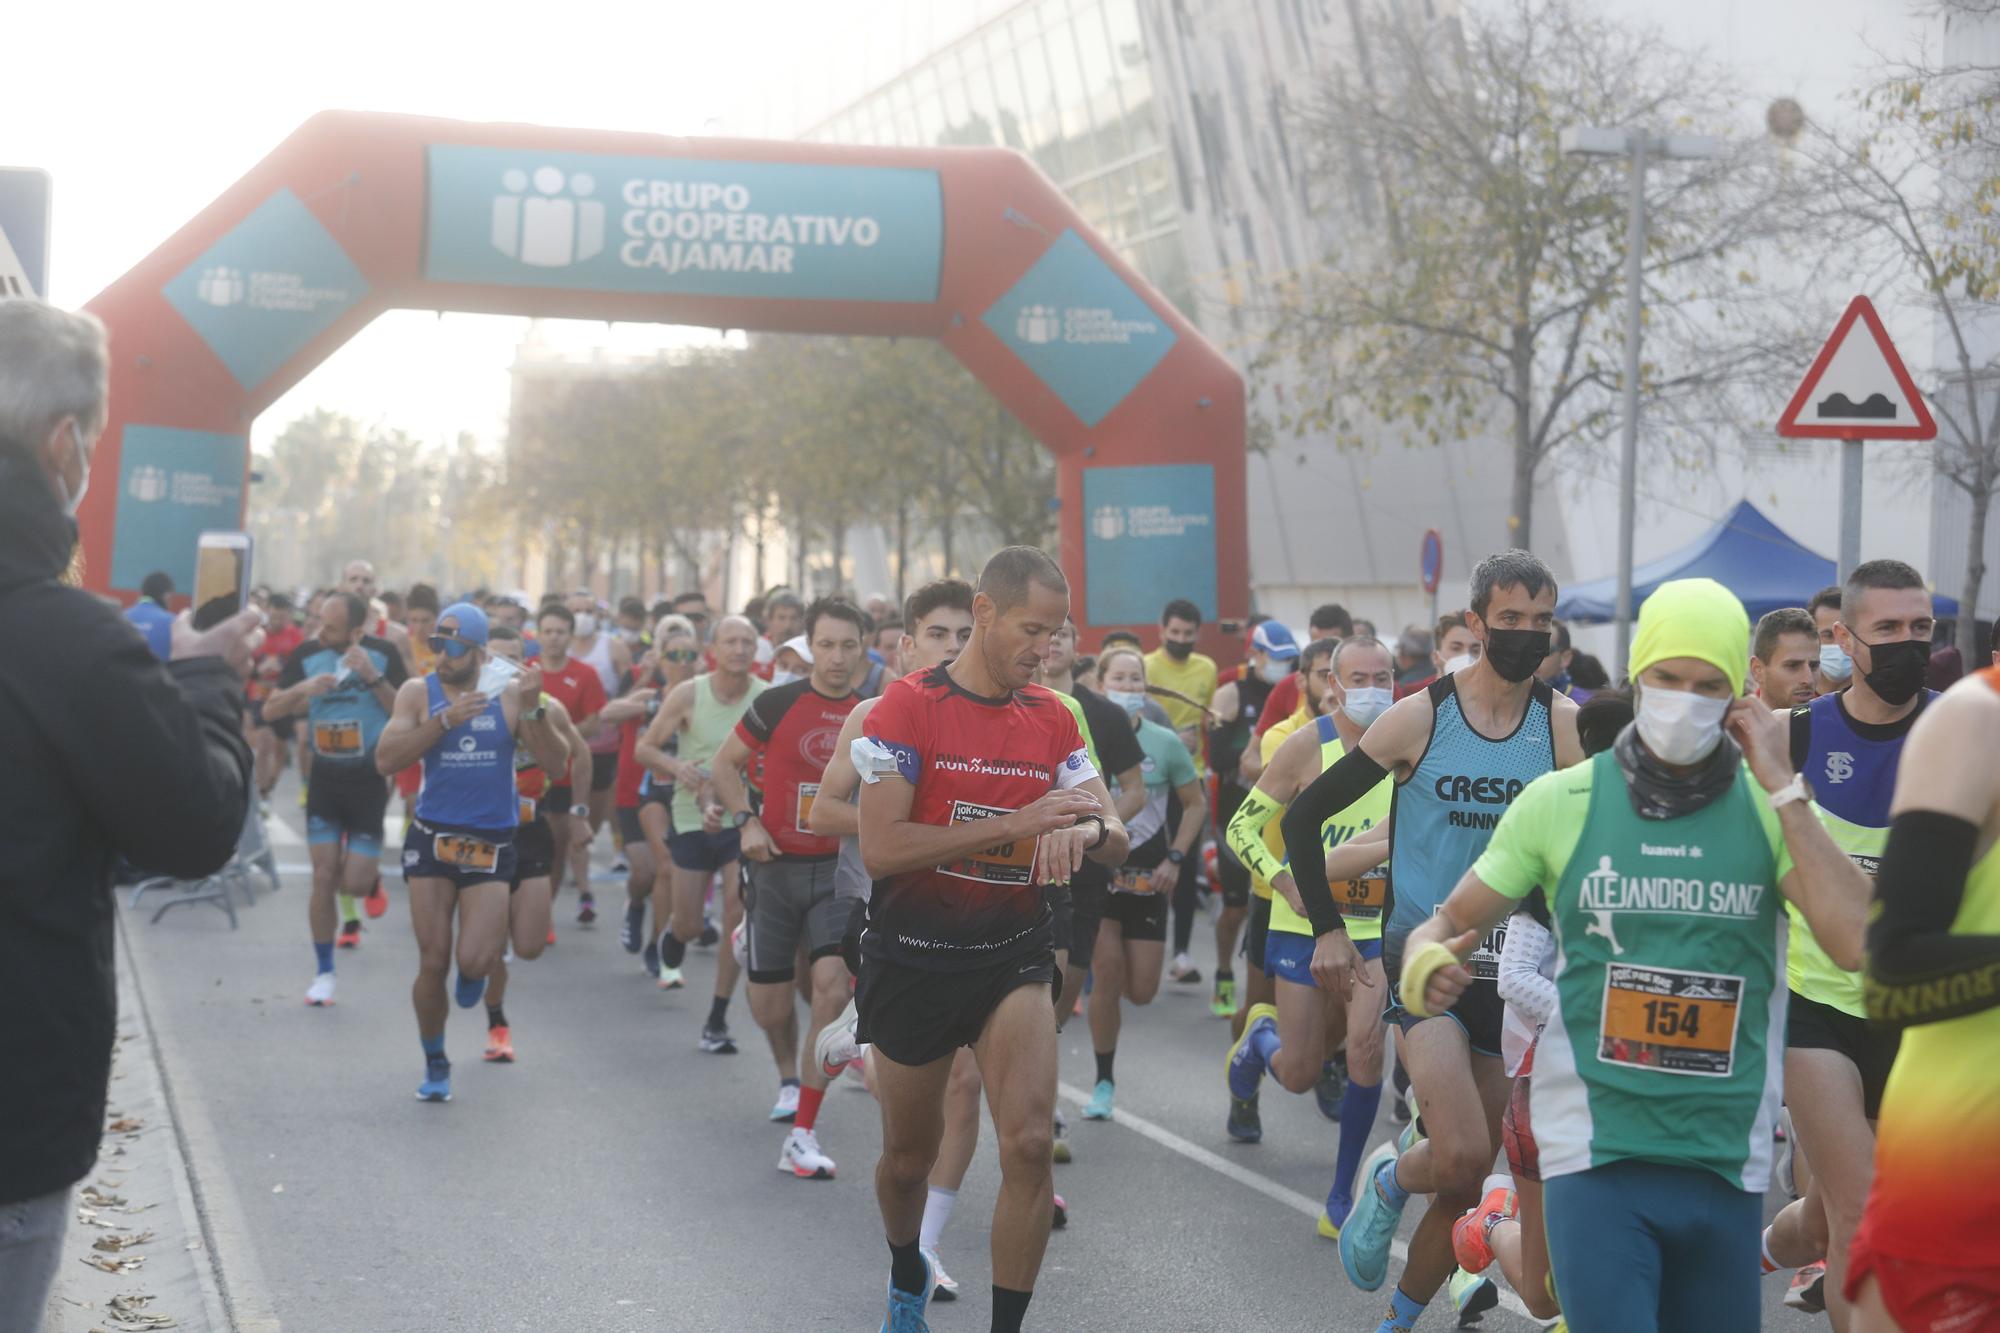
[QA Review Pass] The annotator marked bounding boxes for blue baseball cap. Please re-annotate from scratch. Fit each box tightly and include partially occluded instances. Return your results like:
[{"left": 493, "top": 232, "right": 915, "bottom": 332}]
[
  {"left": 438, "top": 602, "right": 490, "bottom": 646},
  {"left": 1251, "top": 621, "right": 1300, "bottom": 660}
]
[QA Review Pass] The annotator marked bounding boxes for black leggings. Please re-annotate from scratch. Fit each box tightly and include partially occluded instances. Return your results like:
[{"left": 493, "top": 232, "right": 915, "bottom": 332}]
[{"left": 1171, "top": 854, "right": 1200, "bottom": 955}]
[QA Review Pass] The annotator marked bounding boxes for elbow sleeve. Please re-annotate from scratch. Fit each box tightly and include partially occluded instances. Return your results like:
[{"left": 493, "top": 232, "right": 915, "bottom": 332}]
[
  {"left": 1226, "top": 788, "right": 1287, "bottom": 885},
  {"left": 1866, "top": 809, "right": 2000, "bottom": 1028},
  {"left": 1497, "top": 913, "right": 1557, "bottom": 1025},
  {"left": 1282, "top": 748, "right": 1390, "bottom": 935}
]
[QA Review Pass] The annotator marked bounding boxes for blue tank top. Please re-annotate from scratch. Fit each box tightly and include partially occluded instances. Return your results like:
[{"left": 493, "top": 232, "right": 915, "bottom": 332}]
[
  {"left": 1388, "top": 676, "right": 1555, "bottom": 947},
  {"left": 1796, "top": 689, "right": 1934, "bottom": 834},
  {"left": 297, "top": 638, "right": 399, "bottom": 771},
  {"left": 415, "top": 675, "right": 517, "bottom": 832}
]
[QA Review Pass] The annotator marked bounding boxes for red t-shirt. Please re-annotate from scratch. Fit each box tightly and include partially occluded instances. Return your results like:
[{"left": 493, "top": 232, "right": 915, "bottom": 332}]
[
  {"left": 861, "top": 666, "right": 1095, "bottom": 970},
  {"left": 1254, "top": 671, "right": 1301, "bottom": 736},
  {"left": 249, "top": 623, "right": 304, "bottom": 701},
  {"left": 539, "top": 656, "right": 607, "bottom": 787},
  {"left": 734, "top": 680, "right": 858, "bottom": 859}
]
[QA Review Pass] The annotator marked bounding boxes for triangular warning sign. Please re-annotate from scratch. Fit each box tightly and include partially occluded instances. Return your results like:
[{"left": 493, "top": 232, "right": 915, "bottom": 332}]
[
  {"left": 0, "top": 226, "right": 33, "bottom": 301},
  {"left": 1777, "top": 295, "right": 1937, "bottom": 440}
]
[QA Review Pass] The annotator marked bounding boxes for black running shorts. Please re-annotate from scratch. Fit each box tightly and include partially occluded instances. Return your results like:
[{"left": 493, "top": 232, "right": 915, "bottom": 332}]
[
  {"left": 1787, "top": 990, "right": 1902, "bottom": 1119},
  {"left": 856, "top": 949, "right": 1059, "bottom": 1068}
]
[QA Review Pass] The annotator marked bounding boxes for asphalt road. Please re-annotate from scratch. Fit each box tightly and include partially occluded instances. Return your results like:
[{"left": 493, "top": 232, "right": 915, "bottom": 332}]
[{"left": 119, "top": 776, "right": 1828, "bottom": 1332}]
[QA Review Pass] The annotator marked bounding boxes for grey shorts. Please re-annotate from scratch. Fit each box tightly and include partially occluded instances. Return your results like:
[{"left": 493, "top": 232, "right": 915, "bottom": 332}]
[{"left": 744, "top": 856, "right": 861, "bottom": 984}]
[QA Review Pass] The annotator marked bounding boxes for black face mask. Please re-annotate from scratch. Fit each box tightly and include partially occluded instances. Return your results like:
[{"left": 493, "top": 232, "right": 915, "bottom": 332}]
[
  {"left": 1482, "top": 627, "right": 1551, "bottom": 683},
  {"left": 1162, "top": 638, "right": 1194, "bottom": 661},
  {"left": 1856, "top": 634, "right": 1931, "bottom": 706}
]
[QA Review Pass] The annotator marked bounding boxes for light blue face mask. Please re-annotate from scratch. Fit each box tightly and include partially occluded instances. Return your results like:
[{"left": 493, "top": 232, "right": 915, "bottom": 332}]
[
  {"left": 1341, "top": 686, "right": 1394, "bottom": 728},
  {"left": 1819, "top": 642, "right": 1853, "bottom": 682},
  {"left": 1107, "top": 688, "right": 1148, "bottom": 715}
]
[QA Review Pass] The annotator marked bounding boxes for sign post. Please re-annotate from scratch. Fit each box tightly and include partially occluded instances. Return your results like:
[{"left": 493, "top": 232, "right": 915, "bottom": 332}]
[
  {"left": 1420, "top": 527, "right": 1443, "bottom": 627},
  {"left": 0, "top": 167, "right": 52, "bottom": 299},
  {"left": 1776, "top": 295, "right": 1937, "bottom": 579}
]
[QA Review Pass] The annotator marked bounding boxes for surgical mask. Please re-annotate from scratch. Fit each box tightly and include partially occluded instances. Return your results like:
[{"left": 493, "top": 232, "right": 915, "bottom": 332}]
[
  {"left": 1442, "top": 653, "right": 1477, "bottom": 675},
  {"left": 1635, "top": 685, "right": 1732, "bottom": 765},
  {"left": 1258, "top": 657, "right": 1293, "bottom": 685},
  {"left": 1818, "top": 642, "right": 1853, "bottom": 681},
  {"left": 1855, "top": 634, "right": 1931, "bottom": 707},
  {"left": 574, "top": 612, "right": 598, "bottom": 638},
  {"left": 1162, "top": 639, "right": 1194, "bottom": 661},
  {"left": 770, "top": 669, "right": 802, "bottom": 687},
  {"left": 1342, "top": 686, "right": 1394, "bottom": 728},
  {"left": 616, "top": 626, "right": 643, "bottom": 644},
  {"left": 1483, "top": 628, "right": 1552, "bottom": 684},
  {"left": 55, "top": 421, "right": 91, "bottom": 518},
  {"left": 1107, "top": 688, "right": 1148, "bottom": 715}
]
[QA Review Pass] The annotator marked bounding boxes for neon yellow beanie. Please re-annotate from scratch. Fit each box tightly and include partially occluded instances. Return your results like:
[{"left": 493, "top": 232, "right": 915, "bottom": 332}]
[{"left": 1628, "top": 577, "right": 1751, "bottom": 696}]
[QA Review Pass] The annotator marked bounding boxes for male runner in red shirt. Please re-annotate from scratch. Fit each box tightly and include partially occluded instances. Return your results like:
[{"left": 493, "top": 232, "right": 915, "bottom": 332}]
[{"left": 855, "top": 546, "right": 1129, "bottom": 1333}]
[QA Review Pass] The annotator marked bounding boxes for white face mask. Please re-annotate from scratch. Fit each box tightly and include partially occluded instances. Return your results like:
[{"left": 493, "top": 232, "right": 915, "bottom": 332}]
[
  {"left": 54, "top": 420, "right": 92, "bottom": 518},
  {"left": 1635, "top": 686, "right": 1732, "bottom": 765},
  {"left": 1341, "top": 686, "right": 1395, "bottom": 729},
  {"left": 1258, "top": 657, "right": 1293, "bottom": 685},
  {"left": 1107, "top": 688, "right": 1148, "bottom": 716},
  {"left": 1818, "top": 642, "right": 1853, "bottom": 681},
  {"left": 573, "top": 612, "right": 599, "bottom": 639},
  {"left": 770, "top": 669, "right": 802, "bottom": 688},
  {"left": 1442, "top": 653, "right": 1476, "bottom": 675}
]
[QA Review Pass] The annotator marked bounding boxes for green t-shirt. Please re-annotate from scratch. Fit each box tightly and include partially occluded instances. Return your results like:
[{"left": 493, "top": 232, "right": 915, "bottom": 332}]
[{"left": 1119, "top": 717, "right": 1197, "bottom": 850}]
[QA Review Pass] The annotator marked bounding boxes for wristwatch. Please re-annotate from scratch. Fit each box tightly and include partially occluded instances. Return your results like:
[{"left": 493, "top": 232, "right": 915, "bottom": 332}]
[
  {"left": 1076, "top": 814, "right": 1108, "bottom": 851},
  {"left": 522, "top": 704, "right": 546, "bottom": 722},
  {"left": 1768, "top": 772, "right": 1813, "bottom": 810},
  {"left": 732, "top": 810, "right": 754, "bottom": 829},
  {"left": 569, "top": 803, "right": 590, "bottom": 818},
  {"left": 1166, "top": 848, "right": 1186, "bottom": 865}
]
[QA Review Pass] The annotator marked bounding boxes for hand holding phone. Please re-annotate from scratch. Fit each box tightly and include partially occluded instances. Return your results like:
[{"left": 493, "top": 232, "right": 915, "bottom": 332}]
[{"left": 191, "top": 531, "right": 253, "bottom": 631}]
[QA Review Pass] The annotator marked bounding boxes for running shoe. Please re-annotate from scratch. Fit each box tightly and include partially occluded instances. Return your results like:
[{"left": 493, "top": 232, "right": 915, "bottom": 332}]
[
  {"left": 611, "top": 854, "right": 630, "bottom": 876},
  {"left": 1785, "top": 1261, "right": 1827, "bottom": 1313},
  {"left": 1051, "top": 1193, "right": 1068, "bottom": 1229},
  {"left": 483, "top": 1026, "right": 515, "bottom": 1063},
  {"left": 1082, "top": 1079, "right": 1115, "bottom": 1120},
  {"left": 1315, "top": 1056, "right": 1347, "bottom": 1122},
  {"left": 416, "top": 1055, "right": 452, "bottom": 1103},
  {"left": 1227, "top": 1093, "right": 1263, "bottom": 1144},
  {"left": 1450, "top": 1181, "right": 1517, "bottom": 1274},
  {"left": 454, "top": 972, "right": 486, "bottom": 1010},
  {"left": 1338, "top": 1144, "right": 1406, "bottom": 1291},
  {"left": 336, "top": 919, "right": 362, "bottom": 950},
  {"left": 731, "top": 922, "right": 747, "bottom": 966},
  {"left": 305, "top": 972, "right": 336, "bottom": 1007},
  {"left": 1448, "top": 1268, "right": 1499, "bottom": 1325},
  {"left": 576, "top": 892, "right": 597, "bottom": 925},
  {"left": 1317, "top": 1191, "right": 1353, "bottom": 1240},
  {"left": 1053, "top": 1110, "right": 1071, "bottom": 1164},
  {"left": 880, "top": 1249, "right": 936, "bottom": 1333},
  {"left": 1210, "top": 976, "right": 1236, "bottom": 1019},
  {"left": 1397, "top": 1115, "right": 1425, "bottom": 1157},
  {"left": 922, "top": 1247, "right": 957, "bottom": 1302},
  {"left": 698, "top": 919, "right": 720, "bottom": 948},
  {"left": 700, "top": 1022, "right": 738, "bottom": 1054},
  {"left": 621, "top": 901, "right": 645, "bottom": 953},
  {"left": 770, "top": 1083, "right": 802, "bottom": 1122},
  {"left": 657, "top": 965, "right": 686, "bottom": 991},
  {"left": 364, "top": 878, "right": 388, "bottom": 918},
  {"left": 1226, "top": 1002, "right": 1279, "bottom": 1101},
  {"left": 816, "top": 997, "right": 862, "bottom": 1078},
  {"left": 778, "top": 1126, "right": 836, "bottom": 1179},
  {"left": 1168, "top": 952, "right": 1202, "bottom": 984},
  {"left": 642, "top": 939, "right": 660, "bottom": 978},
  {"left": 546, "top": 925, "right": 557, "bottom": 947}
]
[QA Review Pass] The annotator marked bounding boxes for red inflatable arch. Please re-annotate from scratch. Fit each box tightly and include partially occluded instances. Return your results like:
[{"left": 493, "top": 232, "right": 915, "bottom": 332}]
[{"left": 82, "top": 111, "right": 1246, "bottom": 648}]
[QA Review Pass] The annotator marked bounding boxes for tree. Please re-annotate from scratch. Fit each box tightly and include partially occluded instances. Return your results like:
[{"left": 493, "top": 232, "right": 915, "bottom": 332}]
[{"left": 1258, "top": 0, "right": 1804, "bottom": 549}]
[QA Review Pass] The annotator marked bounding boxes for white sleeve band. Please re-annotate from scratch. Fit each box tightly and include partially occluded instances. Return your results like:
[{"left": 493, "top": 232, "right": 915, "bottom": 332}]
[
  {"left": 1054, "top": 746, "right": 1098, "bottom": 790},
  {"left": 1497, "top": 912, "right": 1559, "bottom": 1026},
  {"left": 851, "top": 736, "right": 901, "bottom": 785}
]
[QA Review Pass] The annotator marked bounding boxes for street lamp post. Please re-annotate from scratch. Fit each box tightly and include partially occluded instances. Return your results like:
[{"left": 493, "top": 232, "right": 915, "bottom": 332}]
[{"left": 1559, "top": 127, "right": 1719, "bottom": 675}]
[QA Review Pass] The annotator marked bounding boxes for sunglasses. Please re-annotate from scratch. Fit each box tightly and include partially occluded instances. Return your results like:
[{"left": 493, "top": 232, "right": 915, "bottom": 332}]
[
  {"left": 428, "top": 633, "right": 479, "bottom": 659},
  {"left": 663, "top": 648, "right": 700, "bottom": 664}
]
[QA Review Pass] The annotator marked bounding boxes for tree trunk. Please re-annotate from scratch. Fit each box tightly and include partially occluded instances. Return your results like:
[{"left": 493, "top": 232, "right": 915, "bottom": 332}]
[
  {"left": 831, "top": 520, "right": 847, "bottom": 596},
  {"left": 1961, "top": 473, "right": 1989, "bottom": 663},
  {"left": 1510, "top": 334, "right": 1536, "bottom": 552},
  {"left": 753, "top": 507, "right": 767, "bottom": 596},
  {"left": 894, "top": 494, "right": 910, "bottom": 606}
]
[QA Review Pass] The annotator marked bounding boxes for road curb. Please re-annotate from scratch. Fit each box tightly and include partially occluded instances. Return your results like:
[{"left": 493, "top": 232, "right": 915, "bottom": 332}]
[{"left": 115, "top": 902, "right": 284, "bottom": 1333}]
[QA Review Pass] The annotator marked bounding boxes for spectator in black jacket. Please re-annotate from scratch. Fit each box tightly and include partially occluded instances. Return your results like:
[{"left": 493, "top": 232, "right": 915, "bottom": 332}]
[{"left": 0, "top": 299, "right": 258, "bottom": 1332}]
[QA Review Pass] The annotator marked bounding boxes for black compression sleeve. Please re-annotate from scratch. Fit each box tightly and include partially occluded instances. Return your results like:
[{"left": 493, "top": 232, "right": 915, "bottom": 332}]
[
  {"left": 1281, "top": 746, "right": 1391, "bottom": 936},
  {"left": 1866, "top": 809, "right": 2000, "bottom": 1028}
]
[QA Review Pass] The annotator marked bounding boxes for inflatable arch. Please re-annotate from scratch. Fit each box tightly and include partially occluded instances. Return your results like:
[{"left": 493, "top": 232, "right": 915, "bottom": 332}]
[{"left": 82, "top": 111, "right": 1246, "bottom": 646}]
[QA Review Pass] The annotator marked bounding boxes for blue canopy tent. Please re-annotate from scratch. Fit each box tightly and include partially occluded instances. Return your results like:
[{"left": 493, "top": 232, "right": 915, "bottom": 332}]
[{"left": 1557, "top": 499, "right": 1958, "bottom": 624}]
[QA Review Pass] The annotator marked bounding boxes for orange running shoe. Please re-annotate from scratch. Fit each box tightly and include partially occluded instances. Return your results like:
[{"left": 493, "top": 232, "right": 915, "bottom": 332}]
[
  {"left": 364, "top": 877, "right": 388, "bottom": 918},
  {"left": 1451, "top": 1182, "right": 1517, "bottom": 1274},
  {"left": 483, "top": 1026, "right": 515, "bottom": 1062},
  {"left": 336, "top": 919, "right": 362, "bottom": 950},
  {"left": 546, "top": 926, "right": 557, "bottom": 947}
]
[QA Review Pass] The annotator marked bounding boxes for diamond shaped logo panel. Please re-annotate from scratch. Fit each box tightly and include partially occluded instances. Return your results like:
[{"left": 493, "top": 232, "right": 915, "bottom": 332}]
[
  {"left": 162, "top": 189, "right": 368, "bottom": 391},
  {"left": 981, "top": 229, "right": 1177, "bottom": 428}
]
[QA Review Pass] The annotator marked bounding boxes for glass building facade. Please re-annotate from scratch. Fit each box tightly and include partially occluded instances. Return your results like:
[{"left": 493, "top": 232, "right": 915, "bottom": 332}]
[{"left": 794, "top": 0, "right": 1192, "bottom": 316}]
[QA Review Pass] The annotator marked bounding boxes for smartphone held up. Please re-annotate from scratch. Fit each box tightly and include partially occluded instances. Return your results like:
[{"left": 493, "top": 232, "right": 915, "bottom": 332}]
[{"left": 192, "top": 531, "right": 253, "bottom": 630}]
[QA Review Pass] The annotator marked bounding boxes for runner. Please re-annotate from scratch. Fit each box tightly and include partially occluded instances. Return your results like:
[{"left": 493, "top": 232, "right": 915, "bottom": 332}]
[
  {"left": 1251, "top": 604, "right": 1349, "bottom": 749},
  {"left": 1403, "top": 576, "right": 1868, "bottom": 1333},
  {"left": 247, "top": 593, "right": 304, "bottom": 805},
  {"left": 392, "top": 583, "right": 441, "bottom": 816},
  {"left": 1762, "top": 561, "right": 1934, "bottom": 1323},
  {"left": 1280, "top": 552, "right": 1581, "bottom": 1333},
  {"left": 566, "top": 594, "right": 634, "bottom": 922},
  {"left": 340, "top": 559, "right": 416, "bottom": 675},
  {"left": 1081, "top": 646, "right": 1205, "bottom": 1122},
  {"left": 618, "top": 616, "right": 696, "bottom": 965},
  {"left": 262, "top": 590, "right": 406, "bottom": 1000},
  {"left": 1750, "top": 607, "right": 1820, "bottom": 711},
  {"left": 710, "top": 597, "right": 865, "bottom": 1167},
  {"left": 1144, "top": 598, "right": 1219, "bottom": 986},
  {"left": 476, "top": 626, "right": 591, "bottom": 1063},
  {"left": 531, "top": 604, "right": 609, "bottom": 928},
  {"left": 758, "top": 592, "right": 804, "bottom": 678},
  {"left": 1205, "top": 621, "right": 1290, "bottom": 1020},
  {"left": 1847, "top": 665, "right": 2000, "bottom": 1332},
  {"left": 632, "top": 615, "right": 764, "bottom": 1052},
  {"left": 853, "top": 546, "right": 1128, "bottom": 1333},
  {"left": 1224, "top": 636, "right": 1393, "bottom": 1240},
  {"left": 1810, "top": 584, "right": 1852, "bottom": 695}
]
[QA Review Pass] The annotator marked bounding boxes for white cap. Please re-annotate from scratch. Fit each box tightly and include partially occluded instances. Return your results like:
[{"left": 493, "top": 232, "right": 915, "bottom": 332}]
[
  {"left": 780, "top": 633, "right": 814, "bottom": 665},
  {"left": 754, "top": 637, "right": 775, "bottom": 666}
]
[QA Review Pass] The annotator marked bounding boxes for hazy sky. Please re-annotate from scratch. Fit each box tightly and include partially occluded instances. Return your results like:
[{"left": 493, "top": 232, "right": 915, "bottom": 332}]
[{"left": 4, "top": 0, "right": 1933, "bottom": 461}]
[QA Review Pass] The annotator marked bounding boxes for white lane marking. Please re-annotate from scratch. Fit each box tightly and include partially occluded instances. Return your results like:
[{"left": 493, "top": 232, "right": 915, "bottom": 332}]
[
  {"left": 1056, "top": 1081, "right": 1541, "bottom": 1327},
  {"left": 264, "top": 816, "right": 304, "bottom": 849}
]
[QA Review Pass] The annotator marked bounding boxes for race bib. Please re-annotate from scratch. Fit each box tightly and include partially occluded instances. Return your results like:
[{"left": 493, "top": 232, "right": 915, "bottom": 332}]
[
  {"left": 433, "top": 833, "right": 501, "bottom": 874},
  {"left": 796, "top": 782, "right": 819, "bottom": 834},
  {"left": 938, "top": 801, "right": 1038, "bottom": 886},
  {"left": 1598, "top": 963, "right": 1743, "bottom": 1078},
  {"left": 1468, "top": 919, "right": 1508, "bottom": 981},
  {"left": 313, "top": 719, "right": 362, "bottom": 758},
  {"left": 1111, "top": 864, "right": 1163, "bottom": 895},
  {"left": 518, "top": 796, "right": 537, "bottom": 825},
  {"left": 1338, "top": 867, "right": 1389, "bottom": 921}
]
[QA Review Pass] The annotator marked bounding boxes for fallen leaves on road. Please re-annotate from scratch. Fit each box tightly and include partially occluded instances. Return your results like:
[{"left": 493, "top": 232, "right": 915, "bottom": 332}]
[
  {"left": 104, "top": 1292, "right": 180, "bottom": 1330},
  {"left": 106, "top": 1118, "right": 145, "bottom": 1134},
  {"left": 93, "top": 1231, "right": 154, "bottom": 1253},
  {"left": 79, "top": 1253, "right": 146, "bottom": 1273},
  {"left": 81, "top": 1186, "right": 128, "bottom": 1208}
]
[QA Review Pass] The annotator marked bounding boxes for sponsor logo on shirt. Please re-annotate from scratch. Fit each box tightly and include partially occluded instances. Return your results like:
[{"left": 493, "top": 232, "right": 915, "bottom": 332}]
[
  {"left": 933, "top": 752, "right": 1054, "bottom": 783},
  {"left": 1432, "top": 773, "right": 1527, "bottom": 828},
  {"left": 1825, "top": 751, "right": 1855, "bottom": 784},
  {"left": 1575, "top": 853, "right": 1767, "bottom": 940}
]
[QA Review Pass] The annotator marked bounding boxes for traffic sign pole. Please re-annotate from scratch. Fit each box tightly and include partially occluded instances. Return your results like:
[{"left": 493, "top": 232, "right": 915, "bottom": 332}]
[{"left": 1840, "top": 434, "right": 1864, "bottom": 581}]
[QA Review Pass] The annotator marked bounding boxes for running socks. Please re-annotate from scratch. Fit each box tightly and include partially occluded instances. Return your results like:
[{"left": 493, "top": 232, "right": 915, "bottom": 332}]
[
  {"left": 313, "top": 941, "right": 335, "bottom": 974},
  {"left": 1761, "top": 1225, "right": 1781, "bottom": 1275},
  {"left": 919, "top": 1186, "right": 957, "bottom": 1252},
  {"left": 486, "top": 1004, "right": 508, "bottom": 1031},
  {"left": 662, "top": 933, "right": 688, "bottom": 969},
  {"left": 991, "top": 1286, "right": 1032, "bottom": 1333},
  {"left": 796, "top": 1085, "right": 824, "bottom": 1132},
  {"left": 1376, "top": 1156, "right": 1411, "bottom": 1208},
  {"left": 421, "top": 1033, "right": 445, "bottom": 1058},
  {"left": 339, "top": 893, "right": 361, "bottom": 925},
  {"left": 1248, "top": 1019, "right": 1281, "bottom": 1068},
  {"left": 887, "top": 1237, "right": 927, "bottom": 1297},
  {"left": 1095, "top": 1050, "right": 1115, "bottom": 1085},
  {"left": 1375, "top": 1287, "right": 1425, "bottom": 1332},
  {"left": 1333, "top": 1079, "right": 1385, "bottom": 1200},
  {"left": 707, "top": 995, "right": 730, "bottom": 1028}
]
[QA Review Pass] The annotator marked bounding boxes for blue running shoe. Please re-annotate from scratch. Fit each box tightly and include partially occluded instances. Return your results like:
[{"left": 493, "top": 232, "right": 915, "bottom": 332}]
[
  {"left": 1225, "top": 1002, "right": 1279, "bottom": 1100},
  {"left": 454, "top": 972, "right": 486, "bottom": 1010},
  {"left": 1226, "top": 1092, "right": 1263, "bottom": 1143},
  {"left": 1339, "top": 1143, "right": 1406, "bottom": 1291},
  {"left": 881, "top": 1250, "right": 936, "bottom": 1332},
  {"left": 1082, "top": 1079, "right": 1115, "bottom": 1120},
  {"left": 416, "top": 1055, "right": 452, "bottom": 1103},
  {"left": 1318, "top": 1189, "right": 1354, "bottom": 1240}
]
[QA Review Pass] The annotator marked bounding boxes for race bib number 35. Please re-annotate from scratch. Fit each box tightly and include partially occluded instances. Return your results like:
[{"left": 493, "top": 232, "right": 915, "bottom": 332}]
[
  {"left": 939, "top": 801, "right": 1037, "bottom": 886},
  {"left": 1598, "top": 964, "right": 1743, "bottom": 1078},
  {"left": 314, "top": 719, "right": 362, "bottom": 757},
  {"left": 1338, "top": 868, "right": 1389, "bottom": 921},
  {"left": 433, "top": 833, "right": 500, "bottom": 874}
]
